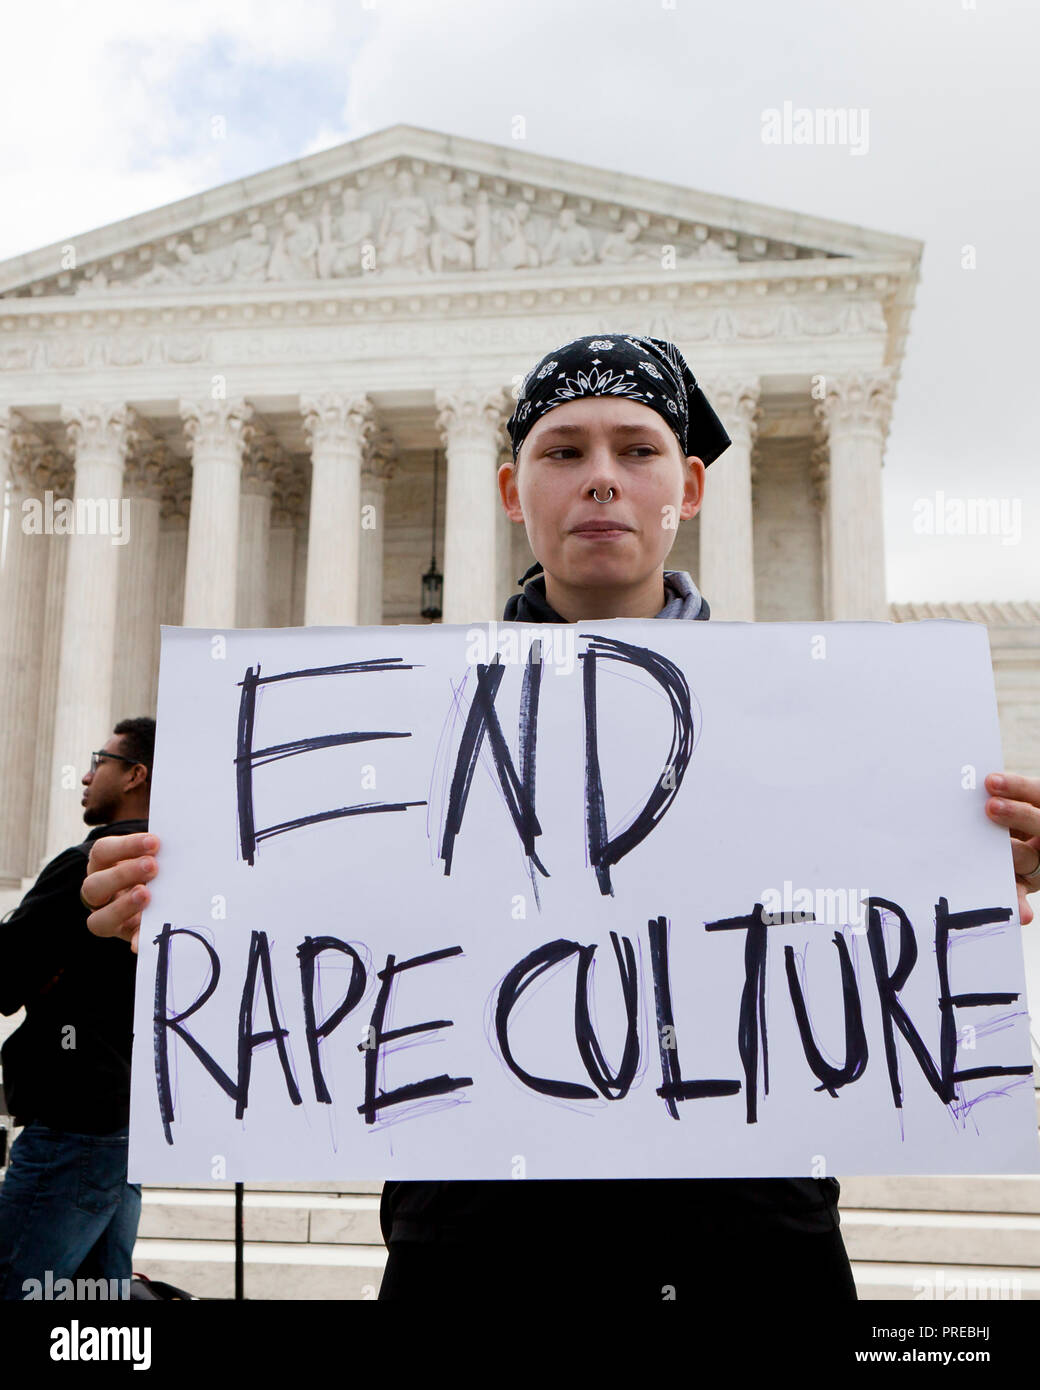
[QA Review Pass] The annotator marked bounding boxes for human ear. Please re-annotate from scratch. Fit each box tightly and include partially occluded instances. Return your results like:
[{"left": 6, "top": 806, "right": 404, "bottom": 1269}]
[
  {"left": 498, "top": 460, "right": 524, "bottom": 522},
  {"left": 680, "top": 455, "right": 705, "bottom": 519}
]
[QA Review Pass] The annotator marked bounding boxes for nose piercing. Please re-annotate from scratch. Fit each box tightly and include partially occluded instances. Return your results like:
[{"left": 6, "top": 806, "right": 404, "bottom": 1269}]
[{"left": 592, "top": 488, "right": 614, "bottom": 503}]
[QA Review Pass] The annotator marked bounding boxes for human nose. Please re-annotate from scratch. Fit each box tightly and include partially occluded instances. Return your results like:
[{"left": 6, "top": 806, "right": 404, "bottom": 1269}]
[{"left": 581, "top": 444, "right": 625, "bottom": 497}]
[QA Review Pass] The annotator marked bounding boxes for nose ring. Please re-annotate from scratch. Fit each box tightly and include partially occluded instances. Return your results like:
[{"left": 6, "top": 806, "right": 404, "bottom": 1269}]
[{"left": 592, "top": 488, "right": 615, "bottom": 503}]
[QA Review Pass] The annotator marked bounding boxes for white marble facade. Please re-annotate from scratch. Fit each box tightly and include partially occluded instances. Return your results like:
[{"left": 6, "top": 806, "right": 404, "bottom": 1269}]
[{"left": 0, "top": 123, "right": 1035, "bottom": 889}]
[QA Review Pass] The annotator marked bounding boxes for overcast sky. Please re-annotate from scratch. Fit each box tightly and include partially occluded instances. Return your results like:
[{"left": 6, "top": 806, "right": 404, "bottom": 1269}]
[{"left": 2, "top": 0, "right": 1036, "bottom": 601}]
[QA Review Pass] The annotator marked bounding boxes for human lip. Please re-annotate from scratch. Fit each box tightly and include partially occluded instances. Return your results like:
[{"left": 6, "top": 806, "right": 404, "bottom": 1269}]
[{"left": 570, "top": 519, "right": 634, "bottom": 535}]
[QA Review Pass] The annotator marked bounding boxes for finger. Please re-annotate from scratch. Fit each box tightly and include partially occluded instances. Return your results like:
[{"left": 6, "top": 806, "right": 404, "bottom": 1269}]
[
  {"left": 1012, "top": 838, "right": 1040, "bottom": 880},
  {"left": 85, "top": 832, "right": 159, "bottom": 876},
  {"left": 1017, "top": 884, "right": 1034, "bottom": 927},
  {"left": 101, "top": 903, "right": 144, "bottom": 946},
  {"left": 86, "top": 883, "right": 151, "bottom": 940},
  {"left": 985, "top": 772, "right": 1040, "bottom": 808},
  {"left": 81, "top": 853, "right": 158, "bottom": 913},
  {"left": 985, "top": 796, "right": 1040, "bottom": 841}
]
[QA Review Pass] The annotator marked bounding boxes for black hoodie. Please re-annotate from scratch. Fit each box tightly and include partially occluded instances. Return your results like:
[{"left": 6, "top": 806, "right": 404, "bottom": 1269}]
[{"left": 0, "top": 818, "right": 147, "bottom": 1135}]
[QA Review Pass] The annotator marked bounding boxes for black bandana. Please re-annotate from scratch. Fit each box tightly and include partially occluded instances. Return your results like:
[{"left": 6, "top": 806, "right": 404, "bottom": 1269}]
[{"left": 505, "top": 332, "right": 731, "bottom": 466}]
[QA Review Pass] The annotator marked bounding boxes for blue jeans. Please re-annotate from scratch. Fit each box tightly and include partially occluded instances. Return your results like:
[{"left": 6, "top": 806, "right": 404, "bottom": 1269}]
[{"left": 0, "top": 1122, "right": 141, "bottom": 1300}]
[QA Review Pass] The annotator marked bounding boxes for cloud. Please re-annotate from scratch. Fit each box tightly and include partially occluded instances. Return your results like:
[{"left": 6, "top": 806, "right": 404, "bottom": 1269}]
[
  {"left": 1, "top": 0, "right": 1037, "bottom": 598},
  {"left": 0, "top": 0, "right": 366, "bottom": 255}
]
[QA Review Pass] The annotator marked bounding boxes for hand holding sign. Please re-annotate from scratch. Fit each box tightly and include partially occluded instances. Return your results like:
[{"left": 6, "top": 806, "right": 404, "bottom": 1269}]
[
  {"left": 127, "top": 618, "right": 1040, "bottom": 1184},
  {"left": 83, "top": 832, "right": 160, "bottom": 954},
  {"left": 984, "top": 771, "right": 1040, "bottom": 926}
]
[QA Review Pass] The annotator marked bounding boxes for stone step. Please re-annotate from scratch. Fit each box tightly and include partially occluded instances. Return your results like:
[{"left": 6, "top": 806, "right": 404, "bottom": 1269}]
[
  {"left": 850, "top": 1260, "right": 1040, "bottom": 1300},
  {"left": 130, "top": 1236, "right": 1040, "bottom": 1302},
  {"left": 130, "top": 1237, "right": 386, "bottom": 1300},
  {"left": 137, "top": 1188, "right": 383, "bottom": 1244},
  {"left": 147, "top": 1179, "right": 383, "bottom": 1194},
  {"left": 838, "top": 1174, "right": 1040, "bottom": 1214},
  {"left": 140, "top": 1190, "right": 1040, "bottom": 1266},
  {"left": 840, "top": 1207, "right": 1040, "bottom": 1268}
]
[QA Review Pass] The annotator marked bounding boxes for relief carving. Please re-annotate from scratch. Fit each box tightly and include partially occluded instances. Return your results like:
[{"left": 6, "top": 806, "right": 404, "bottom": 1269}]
[{"left": 55, "top": 162, "right": 794, "bottom": 297}]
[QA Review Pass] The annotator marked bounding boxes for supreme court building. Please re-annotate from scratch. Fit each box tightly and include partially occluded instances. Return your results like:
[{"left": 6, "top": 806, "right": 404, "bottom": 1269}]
[{"left": 1, "top": 123, "right": 1039, "bottom": 894}]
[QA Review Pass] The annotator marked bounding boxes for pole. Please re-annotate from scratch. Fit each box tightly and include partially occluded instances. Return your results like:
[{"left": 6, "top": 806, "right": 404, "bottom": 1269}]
[{"left": 234, "top": 1181, "right": 244, "bottom": 1299}]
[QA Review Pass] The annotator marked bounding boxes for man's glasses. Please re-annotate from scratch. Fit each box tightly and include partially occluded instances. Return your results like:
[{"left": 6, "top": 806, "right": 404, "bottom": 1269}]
[{"left": 89, "top": 751, "right": 144, "bottom": 775}]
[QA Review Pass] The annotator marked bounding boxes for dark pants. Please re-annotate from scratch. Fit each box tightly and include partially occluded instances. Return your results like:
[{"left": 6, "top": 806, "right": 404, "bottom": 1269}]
[
  {"left": 0, "top": 1122, "right": 141, "bottom": 1300},
  {"left": 378, "top": 1223, "right": 859, "bottom": 1303}
]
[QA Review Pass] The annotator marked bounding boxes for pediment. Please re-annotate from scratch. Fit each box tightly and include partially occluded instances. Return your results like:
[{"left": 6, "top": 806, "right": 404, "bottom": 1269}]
[{"left": 0, "top": 125, "right": 920, "bottom": 300}]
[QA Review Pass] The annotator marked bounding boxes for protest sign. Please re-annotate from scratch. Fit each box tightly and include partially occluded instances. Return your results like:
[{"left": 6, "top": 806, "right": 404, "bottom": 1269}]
[{"left": 128, "top": 618, "right": 1040, "bottom": 1182}]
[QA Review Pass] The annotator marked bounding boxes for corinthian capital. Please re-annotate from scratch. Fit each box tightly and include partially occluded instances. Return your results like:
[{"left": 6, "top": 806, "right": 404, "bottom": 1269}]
[
  {"left": 271, "top": 463, "right": 307, "bottom": 525},
  {"left": 1, "top": 411, "right": 45, "bottom": 494},
  {"left": 61, "top": 403, "right": 132, "bottom": 462},
  {"left": 179, "top": 399, "right": 254, "bottom": 457},
  {"left": 363, "top": 426, "right": 398, "bottom": 484},
  {"left": 301, "top": 392, "right": 375, "bottom": 454},
  {"left": 243, "top": 430, "right": 285, "bottom": 495},
  {"left": 434, "top": 385, "right": 512, "bottom": 450},
  {"left": 698, "top": 376, "right": 761, "bottom": 451},
  {"left": 160, "top": 459, "right": 193, "bottom": 525},
  {"left": 0, "top": 407, "right": 15, "bottom": 475},
  {"left": 814, "top": 370, "right": 894, "bottom": 442},
  {"left": 123, "top": 415, "right": 168, "bottom": 499},
  {"left": 809, "top": 438, "right": 829, "bottom": 511}
]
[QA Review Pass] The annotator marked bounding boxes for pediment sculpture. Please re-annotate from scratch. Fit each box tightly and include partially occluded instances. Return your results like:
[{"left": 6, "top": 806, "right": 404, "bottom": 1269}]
[{"left": 72, "top": 169, "right": 747, "bottom": 295}]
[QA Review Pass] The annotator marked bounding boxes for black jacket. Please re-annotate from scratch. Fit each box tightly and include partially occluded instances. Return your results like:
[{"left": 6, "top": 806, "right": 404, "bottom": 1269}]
[
  {"left": 0, "top": 818, "right": 147, "bottom": 1135},
  {"left": 381, "top": 575, "right": 840, "bottom": 1245}
]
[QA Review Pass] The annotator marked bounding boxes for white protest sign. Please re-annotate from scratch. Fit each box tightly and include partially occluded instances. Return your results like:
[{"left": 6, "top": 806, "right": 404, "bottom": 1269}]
[{"left": 128, "top": 619, "right": 1040, "bottom": 1183}]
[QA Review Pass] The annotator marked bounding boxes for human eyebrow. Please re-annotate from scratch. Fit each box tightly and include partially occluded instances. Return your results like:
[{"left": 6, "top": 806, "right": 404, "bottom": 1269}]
[{"left": 535, "top": 422, "right": 668, "bottom": 444}]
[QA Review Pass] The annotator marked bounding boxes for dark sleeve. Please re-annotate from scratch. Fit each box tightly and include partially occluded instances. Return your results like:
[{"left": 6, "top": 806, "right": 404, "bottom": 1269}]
[{"left": 0, "top": 848, "right": 90, "bottom": 1015}]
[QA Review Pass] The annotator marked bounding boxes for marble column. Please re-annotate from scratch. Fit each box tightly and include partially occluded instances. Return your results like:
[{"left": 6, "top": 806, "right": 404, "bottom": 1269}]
[
  {"left": 155, "top": 464, "right": 191, "bottom": 706},
  {"left": 359, "top": 428, "right": 397, "bottom": 626},
  {"left": 697, "top": 377, "right": 760, "bottom": 621},
  {"left": 814, "top": 371, "right": 893, "bottom": 620},
  {"left": 810, "top": 437, "right": 830, "bottom": 621},
  {"left": 435, "top": 386, "right": 511, "bottom": 626},
  {"left": 236, "top": 441, "right": 278, "bottom": 628},
  {"left": 268, "top": 465, "right": 304, "bottom": 628},
  {"left": 111, "top": 428, "right": 165, "bottom": 722},
  {"left": 291, "top": 485, "right": 310, "bottom": 628},
  {"left": 301, "top": 393, "right": 374, "bottom": 626},
  {"left": 180, "top": 399, "right": 253, "bottom": 628},
  {"left": 46, "top": 403, "right": 133, "bottom": 861},
  {"left": 0, "top": 418, "right": 57, "bottom": 885},
  {"left": 28, "top": 453, "right": 72, "bottom": 878}
]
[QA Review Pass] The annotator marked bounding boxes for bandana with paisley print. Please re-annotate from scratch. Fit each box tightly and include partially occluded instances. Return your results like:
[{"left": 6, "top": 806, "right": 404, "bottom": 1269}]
[{"left": 505, "top": 332, "right": 731, "bottom": 466}]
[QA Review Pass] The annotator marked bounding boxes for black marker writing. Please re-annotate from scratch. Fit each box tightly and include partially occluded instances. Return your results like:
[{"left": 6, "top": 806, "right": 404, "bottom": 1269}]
[
  {"left": 235, "top": 658, "right": 427, "bottom": 866},
  {"left": 581, "top": 636, "right": 695, "bottom": 896},
  {"left": 359, "top": 947, "right": 473, "bottom": 1124}
]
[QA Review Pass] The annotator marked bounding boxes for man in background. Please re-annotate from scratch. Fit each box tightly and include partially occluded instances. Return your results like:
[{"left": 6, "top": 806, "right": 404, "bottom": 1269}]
[{"left": 0, "top": 717, "right": 154, "bottom": 1300}]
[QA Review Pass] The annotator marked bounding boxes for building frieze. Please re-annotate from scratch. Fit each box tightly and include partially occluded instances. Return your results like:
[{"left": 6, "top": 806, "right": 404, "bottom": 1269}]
[
  {"left": 5, "top": 160, "right": 849, "bottom": 304},
  {"left": 0, "top": 294, "right": 889, "bottom": 377}
]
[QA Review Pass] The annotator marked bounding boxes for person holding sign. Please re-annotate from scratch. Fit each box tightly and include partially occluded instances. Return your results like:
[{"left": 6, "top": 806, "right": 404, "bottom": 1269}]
[{"left": 79, "top": 334, "right": 1040, "bottom": 1305}]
